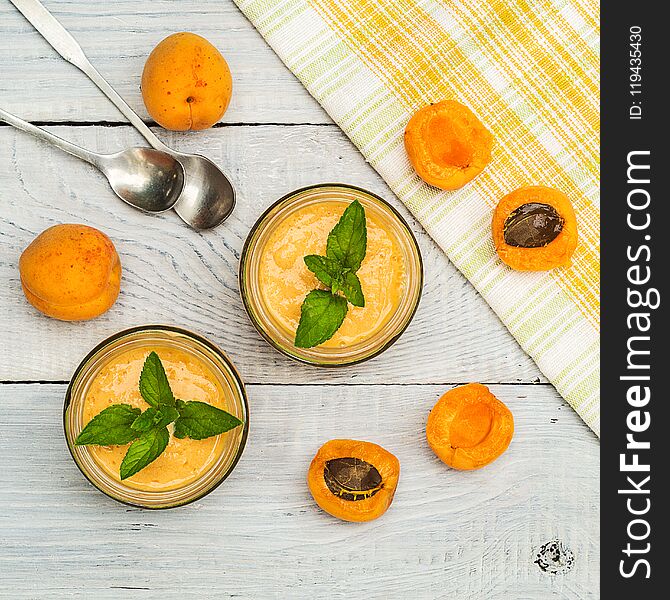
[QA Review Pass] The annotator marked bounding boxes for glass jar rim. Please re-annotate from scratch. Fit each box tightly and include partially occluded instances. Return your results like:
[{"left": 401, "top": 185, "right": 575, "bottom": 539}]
[
  {"left": 63, "top": 325, "right": 249, "bottom": 509},
  {"left": 239, "top": 183, "right": 423, "bottom": 367}
]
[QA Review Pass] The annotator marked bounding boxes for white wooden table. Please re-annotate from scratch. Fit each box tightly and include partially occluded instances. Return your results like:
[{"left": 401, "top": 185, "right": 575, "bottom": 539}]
[{"left": 0, "top": 2, "right": 599, "bottom": 598}]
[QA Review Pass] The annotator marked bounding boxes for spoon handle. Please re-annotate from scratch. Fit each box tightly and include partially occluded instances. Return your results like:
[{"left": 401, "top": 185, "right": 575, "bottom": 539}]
[
  {"left": 9, "top": 0, "right": 170, "bottom": 153},
  {"left": 0, "top": 107, "right": 104, "bottom": 168}
]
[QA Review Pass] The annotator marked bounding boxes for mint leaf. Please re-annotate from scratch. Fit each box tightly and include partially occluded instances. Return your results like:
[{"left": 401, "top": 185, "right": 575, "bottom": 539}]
[
  {"left": 173, "top": 401, "right": 243, "bottom": 440},
  {"left": 295, "top": 202, "right": 367, "bottom": 348},
  {"left": 75, "top": 404, "right": 141, "bottom": 446},
  {"left": 131, "top": 405, "right": 180, "bottom": 433},
  {"left": 119, "top": 427, "right": 169, "bottom": 480},
  {"left": 340, "top": 271, "right": 365, "bottom": 307},
  {"left": 139, "top": 351, "right": 175, "bottom": 407},
  {"left": 326, "top": 200, "right": 367, "bottom": 272},
  {"left": 295, "top": 289, "right": 348, "bottom": 348},
  {"left": 304, "top": 255, "right": 344, "bottom": 291}
]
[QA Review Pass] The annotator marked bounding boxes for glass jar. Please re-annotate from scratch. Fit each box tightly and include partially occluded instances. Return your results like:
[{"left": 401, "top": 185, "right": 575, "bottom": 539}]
[
  {"left": 64, "top": 325, "right": 249, "bottom": 509},
  {"left": 239, "top": 184, "right": 423, "bottom": 366}
]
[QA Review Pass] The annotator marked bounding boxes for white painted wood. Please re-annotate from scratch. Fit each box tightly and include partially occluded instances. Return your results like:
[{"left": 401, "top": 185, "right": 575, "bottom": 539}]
[
  {"left": 0, "top": 0, "right": 329, "bottom": 125},
  {"left": 0, "top": 383, "right": 599, "bottom": 599},
  {"left": 0, "top": 124, "right": 543, "bottom": 384}
]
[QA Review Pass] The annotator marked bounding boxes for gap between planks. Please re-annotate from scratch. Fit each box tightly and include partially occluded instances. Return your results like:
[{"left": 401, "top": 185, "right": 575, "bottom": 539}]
[
  {"left": 0, "top": 121, "right": 337, "bottom": 128},
  {"left": 1, "top": 380, "right": 548, "bottom": 386}
]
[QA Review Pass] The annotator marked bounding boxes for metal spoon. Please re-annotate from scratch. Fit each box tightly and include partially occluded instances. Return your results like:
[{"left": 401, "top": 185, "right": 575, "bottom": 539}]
[
  {"left": 0, "top": 107, "right": 184, "bottom": 213},
  {"left": 10, "top": 0, "right": 236, "bottom": 230}
]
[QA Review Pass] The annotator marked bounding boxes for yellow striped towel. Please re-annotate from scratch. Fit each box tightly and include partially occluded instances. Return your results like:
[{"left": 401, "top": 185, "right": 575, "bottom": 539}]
[{"left": 233, "top": 0, "right": 600, "bottom": 435}]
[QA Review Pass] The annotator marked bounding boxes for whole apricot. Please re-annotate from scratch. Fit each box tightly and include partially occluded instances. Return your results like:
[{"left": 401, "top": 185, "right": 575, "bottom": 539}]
[
  {"left": 19, "top": 224, "right": 121, "bottom": 321},
  {"left": 141, "top": 32, "right": 233, "bottom": 131}
]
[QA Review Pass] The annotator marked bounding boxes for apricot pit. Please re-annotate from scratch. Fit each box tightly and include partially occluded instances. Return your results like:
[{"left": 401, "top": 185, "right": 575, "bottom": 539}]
[
  {"left": 324, "top": 457, "right": 383, "bottom": 501},
  {"left": 503, "top": 202, "right": 564, "bottom": 248}
]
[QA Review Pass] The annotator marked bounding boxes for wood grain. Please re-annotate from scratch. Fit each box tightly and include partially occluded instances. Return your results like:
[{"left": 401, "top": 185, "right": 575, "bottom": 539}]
[
  {"left": 0, "top": 0, "right": 328, "bottom": 125},
  {"left": 0, "top": 124, "right": 543, "bottom": 384},
  {"left": 0, "top": 383, "right": 599, "bottom": 599}
]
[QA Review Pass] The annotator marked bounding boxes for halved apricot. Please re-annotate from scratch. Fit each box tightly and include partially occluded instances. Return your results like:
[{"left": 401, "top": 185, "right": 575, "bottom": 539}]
[
  {"left": 404, "top": 100, "right": 493, "bottom": 190},
  {"left": 426, "top": 383, "right": 514, "bottom": 470},
  {"left": 492, "top": 186, "right": 578, "bottom": 271},
  {"left": 307, "top": 439, "right": 400, "bottom": 522}
]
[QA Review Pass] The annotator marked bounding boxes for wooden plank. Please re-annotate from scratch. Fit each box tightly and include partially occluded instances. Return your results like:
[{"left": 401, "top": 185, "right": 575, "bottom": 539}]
[
  {"left": 0, "top": 124, "right": 543, "bottom": 384},
  {"left": 0, "top": 383, "right": 598, "bottom": 599},
  {"left": 0, "top": 0, "right": 329, "bottom": 124}
]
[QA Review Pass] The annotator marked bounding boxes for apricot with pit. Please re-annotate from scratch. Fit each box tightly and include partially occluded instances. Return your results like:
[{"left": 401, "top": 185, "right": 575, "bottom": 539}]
[
  {"left": 141, "top": 32, "right": 233, "bottom": 131},
  {"left": 492, "top": 186, "right": 578, "bottom": 271},
  {"left": 19, "top": 224, "right": 121, "bottom": 321},
  {"left": 426, "top": 383, "right": 514, "bottom": 470},
  {"left": 307, "top": 439, "right": 400, "bottom": 522}
]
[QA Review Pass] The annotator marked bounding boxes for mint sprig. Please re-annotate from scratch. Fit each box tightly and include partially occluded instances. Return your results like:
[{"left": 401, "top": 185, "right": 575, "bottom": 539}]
[
  {"left": 295, "top": 201, "right": 367, "bottom": 348},
  {"left": 75, "top": 352, "right": 244, "bottom": 480}
]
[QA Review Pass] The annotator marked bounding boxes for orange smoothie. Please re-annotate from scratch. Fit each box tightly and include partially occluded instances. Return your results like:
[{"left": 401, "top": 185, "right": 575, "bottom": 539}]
[
  {"left": 257, "top": 200, "right": 406, "bottom": 348},
  {"left": 82, "top": 346, "right": 230, "bottom": 491}
]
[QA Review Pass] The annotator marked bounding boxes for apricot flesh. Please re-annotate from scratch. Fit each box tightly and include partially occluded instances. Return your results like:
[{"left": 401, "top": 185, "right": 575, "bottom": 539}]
[
  {"left": 307, "top": 439, "right": 400, "bottom": 522},
  {"left": 404, "top": 100, "right": 493, "bottom": 190},
  {"left": 19, "top": 224, "right": 121, "bottom": 321},
  {"left": 492, "top": 186, "right": 578, "bottom": 271},
  {"left": 426, "top": 383, "right": 514, "bottom": 470},
  {"left": 141, "top": 32, "right": 233, "bottom": 131}
]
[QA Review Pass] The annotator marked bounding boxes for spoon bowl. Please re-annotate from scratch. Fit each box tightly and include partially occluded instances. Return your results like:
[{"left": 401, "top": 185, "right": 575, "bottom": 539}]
[
  {"left": 172, "top": 152, "right": 236, "bottom": 229},
  {"left": 101, "top": 147, "right": 185, "bottom": 213}
]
